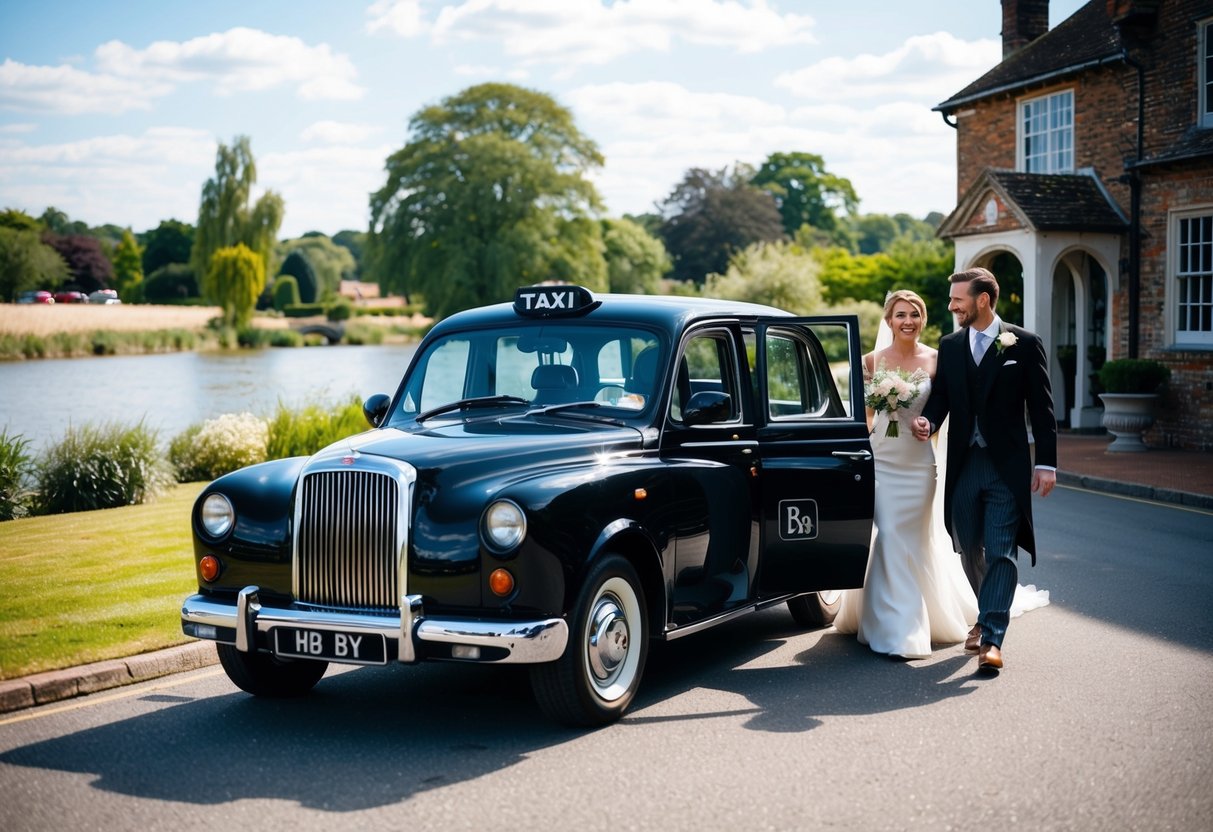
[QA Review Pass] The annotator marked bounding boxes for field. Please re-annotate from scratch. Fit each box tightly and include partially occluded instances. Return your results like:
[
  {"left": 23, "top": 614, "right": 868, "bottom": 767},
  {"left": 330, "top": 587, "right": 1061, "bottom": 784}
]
[{"left": 0, "top": 303, "right": 287, "bottom": 336}]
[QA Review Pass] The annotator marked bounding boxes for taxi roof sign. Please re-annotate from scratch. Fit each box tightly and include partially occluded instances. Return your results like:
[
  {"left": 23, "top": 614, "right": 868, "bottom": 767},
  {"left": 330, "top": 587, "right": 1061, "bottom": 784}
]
[{"left": 513, "top": 285, "right": 599, "bottom": 318}]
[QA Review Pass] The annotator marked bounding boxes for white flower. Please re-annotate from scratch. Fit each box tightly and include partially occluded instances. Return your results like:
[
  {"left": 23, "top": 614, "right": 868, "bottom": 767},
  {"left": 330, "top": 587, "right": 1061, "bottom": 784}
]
[{"left": 996, "top": 331, "right": 1018, "bottom": 353}]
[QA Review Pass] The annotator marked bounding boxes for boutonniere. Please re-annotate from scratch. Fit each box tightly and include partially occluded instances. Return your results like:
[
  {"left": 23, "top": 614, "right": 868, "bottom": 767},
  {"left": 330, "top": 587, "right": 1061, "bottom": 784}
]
[{"left": 995, "top": 330, "right": 1018, "bottom": 355}]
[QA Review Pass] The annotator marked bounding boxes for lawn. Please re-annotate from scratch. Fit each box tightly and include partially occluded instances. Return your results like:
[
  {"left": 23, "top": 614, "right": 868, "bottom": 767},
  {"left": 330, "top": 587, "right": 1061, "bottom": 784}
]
[{"left": 0, "top": 482, "right": 204, "bottom": 680}]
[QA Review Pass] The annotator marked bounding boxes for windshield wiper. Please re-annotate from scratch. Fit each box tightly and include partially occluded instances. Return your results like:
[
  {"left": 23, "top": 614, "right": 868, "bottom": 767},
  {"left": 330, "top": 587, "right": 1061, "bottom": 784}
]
[
  {"left": 415, "top": 395, "right": 530, "bottom": 422},
  {"left": 527, "top": 401, "right": 630, "bottom": 426}
]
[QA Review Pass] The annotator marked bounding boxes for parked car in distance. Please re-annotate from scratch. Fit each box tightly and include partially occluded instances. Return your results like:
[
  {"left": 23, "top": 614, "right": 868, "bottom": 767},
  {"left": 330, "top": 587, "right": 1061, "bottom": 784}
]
[
  {"left": 181, "top": 284, "right": 876, "bottom": 726},
  {"left": 87, "top": 289, "right": 120, "bottom": 304},
  {"left": 54, "top": 290, "right": 88, "bottom": 304},
  {"left": 16, "top": 290, "right": 54, "bottom": 304}
]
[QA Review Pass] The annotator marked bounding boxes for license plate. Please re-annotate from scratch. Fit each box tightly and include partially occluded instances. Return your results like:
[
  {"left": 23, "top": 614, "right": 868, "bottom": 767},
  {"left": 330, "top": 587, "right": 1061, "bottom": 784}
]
[{"left": 273, "top": 627, "right": 387, "bottom": 665}]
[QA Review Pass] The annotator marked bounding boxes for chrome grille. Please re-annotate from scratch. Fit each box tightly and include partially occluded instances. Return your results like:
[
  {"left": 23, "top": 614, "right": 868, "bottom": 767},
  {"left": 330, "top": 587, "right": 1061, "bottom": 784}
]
[{"left": 296, "top": 470, "right": 400, "bottom": 609}]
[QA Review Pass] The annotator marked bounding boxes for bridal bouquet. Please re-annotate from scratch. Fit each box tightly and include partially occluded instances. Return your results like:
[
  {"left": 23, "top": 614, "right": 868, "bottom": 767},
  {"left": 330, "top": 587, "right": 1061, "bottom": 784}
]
[{"left": 864, "top": 366, "right": 927, "bottom": 437}]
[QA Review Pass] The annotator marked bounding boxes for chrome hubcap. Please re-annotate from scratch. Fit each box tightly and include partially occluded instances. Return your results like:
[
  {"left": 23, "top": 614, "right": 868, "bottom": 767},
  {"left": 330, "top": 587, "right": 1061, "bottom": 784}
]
[{"left": 587, "top": 594, "right": 629, "bottom": 685}]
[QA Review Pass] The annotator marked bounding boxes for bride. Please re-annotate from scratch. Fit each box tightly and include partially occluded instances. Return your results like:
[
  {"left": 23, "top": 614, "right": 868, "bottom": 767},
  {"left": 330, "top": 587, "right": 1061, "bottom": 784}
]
[{"left": 834, "top": 290, "right": 1047, "bottom": 659}]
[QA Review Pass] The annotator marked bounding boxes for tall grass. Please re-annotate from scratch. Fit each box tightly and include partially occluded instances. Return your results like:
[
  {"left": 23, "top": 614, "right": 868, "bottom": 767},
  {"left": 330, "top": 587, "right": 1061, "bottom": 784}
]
[
  {"left": 0, "top": 429, "right": 34, "bottom": 520},
  {"left": 265, "top": 395, "right": 370, "bottom": 459},
  {"left": 0, "top": 328, "right": 208, "bottom": 360},
  {"left": 35, "top": 421, "right": 175, "bottom": 514}
]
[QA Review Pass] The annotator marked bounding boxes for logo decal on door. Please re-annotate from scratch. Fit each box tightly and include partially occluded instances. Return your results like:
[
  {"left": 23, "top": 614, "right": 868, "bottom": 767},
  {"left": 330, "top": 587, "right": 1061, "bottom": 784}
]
[{"left": 779, "top": 499, "right": 818, "bottom": 540}]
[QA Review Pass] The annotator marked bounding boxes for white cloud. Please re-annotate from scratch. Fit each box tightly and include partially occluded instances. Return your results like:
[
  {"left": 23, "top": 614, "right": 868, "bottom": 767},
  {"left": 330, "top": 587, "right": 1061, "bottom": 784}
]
[
  {"left": 0, "top": 122, "right": 37, "bottom": 134},
  {"left": 566, "top": 79, "right": 958, "bottom": 219},
  {"left": 0, "top": 58, "right": 171, "bottom": 114},
  {"left": 366, "top": 0, "right": 430, "bottom": 37},
  {"left": 259, "top": 144, "right": 396, "bottom": 235},
  {"left": 775, "top": 32, "right": 1000, "bottom": 102},
  {"left": 0, "top": 128, "right": 218, "bottom": 229},
  {"left": 373, "top": 0, "right": 815, "bottom": 67},
  {"left": 94, "top": 27, "right": 364, "bottom": 101},
  {"left": 301, "top": 121, "right": 382, "bottom": 144}
]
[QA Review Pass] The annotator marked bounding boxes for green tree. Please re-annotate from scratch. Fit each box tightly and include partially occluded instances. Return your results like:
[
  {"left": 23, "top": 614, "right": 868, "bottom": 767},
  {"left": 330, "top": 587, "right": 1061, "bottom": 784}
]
[
  {"left": 191, "top": 136, "right": 284, "bottom": 288},
  {"left": 367, "top": 83, "right": 605, "bottom": 318},
  {"left": 750, "top": 152, "right": 859, "bottom": 241},
  {"left": 601, "top": 217, "right": 670, "bottom": 294},
  {"left": 112, "top": 229, "right": 143, "bottom": 301},
  {"left": 272, "top": 274, "right": 301, "bottom": 310},
  {"left": 277, "top": 250, "right": 318, "bottom": 303},
  {"left": 142, "top": 263, "right": 197, "bottom": 302},
  {"left": 0, "top": 227, "right": 69, "bottom": 301},
  {"left": 332, "top": 229, "right": 366, "bottom": 279},
  {"left": 0, "top": 209, "right": 41, "bottom": 232},
  {"left": 704, "top": 240, "right": 824, "bottom": 314},
  {"left": 204, "top": 244, "right": 266, "bottom": 328},
  {"left": 658, "top": 165, "right": 785, "bottom": 284},
  {"left": 141, "top": 219, "right": 194, "bottom": 275},
  {"left": 276, "top": 234, "right": 356, "bottom": 300}
]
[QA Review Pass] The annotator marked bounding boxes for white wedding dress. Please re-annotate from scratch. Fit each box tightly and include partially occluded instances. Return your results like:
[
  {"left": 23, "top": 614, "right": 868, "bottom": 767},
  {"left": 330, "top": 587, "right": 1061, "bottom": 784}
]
[{"left": 833, "top": 377, "right": 979, "bottom": 658}]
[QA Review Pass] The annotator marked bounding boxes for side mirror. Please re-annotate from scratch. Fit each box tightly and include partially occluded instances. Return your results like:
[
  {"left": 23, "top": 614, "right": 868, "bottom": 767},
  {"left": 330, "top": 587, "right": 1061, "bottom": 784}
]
[
  {"left": 682, "top": 391, "right": 731, "bottom": 426},
  {"left": 363, "top": 393, "right": 391, "bottom": 428}
]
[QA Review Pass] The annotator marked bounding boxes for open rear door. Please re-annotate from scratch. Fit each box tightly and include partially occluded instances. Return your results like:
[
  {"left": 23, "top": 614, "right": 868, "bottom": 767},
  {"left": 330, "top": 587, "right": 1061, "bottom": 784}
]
[{"left": 752, "top": 315, "right": 874, "bottom": 594}]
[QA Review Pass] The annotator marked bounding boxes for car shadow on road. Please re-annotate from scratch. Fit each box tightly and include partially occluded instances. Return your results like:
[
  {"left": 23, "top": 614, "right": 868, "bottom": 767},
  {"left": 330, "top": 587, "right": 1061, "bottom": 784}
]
[
  {"left": 627, "top": 608, "right": 978, "bottom": 731},
  {"left": 0, "top": 609, "right": 979, "bottom": 812}
]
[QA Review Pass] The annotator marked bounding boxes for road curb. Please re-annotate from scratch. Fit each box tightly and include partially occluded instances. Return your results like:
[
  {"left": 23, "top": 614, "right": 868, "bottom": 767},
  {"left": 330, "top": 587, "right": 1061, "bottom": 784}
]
[
  {"left": 0, "top": 642, "right": 219, "bottom": 716},
  {"left": 1057, "top": 471, "right": 1213, "bottom": 510}
]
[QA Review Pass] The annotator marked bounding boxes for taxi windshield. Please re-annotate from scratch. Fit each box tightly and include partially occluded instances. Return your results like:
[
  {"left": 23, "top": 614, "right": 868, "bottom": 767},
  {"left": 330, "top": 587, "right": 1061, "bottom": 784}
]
[{"left": 397, "top": 323, "right": 664, "bottom": 419}]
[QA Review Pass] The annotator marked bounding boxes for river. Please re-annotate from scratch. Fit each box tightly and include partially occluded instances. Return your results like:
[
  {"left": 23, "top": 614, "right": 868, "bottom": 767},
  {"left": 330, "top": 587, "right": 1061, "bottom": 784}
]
[{"left": 0, "top": 344, "right": 418, "bottom": 454}]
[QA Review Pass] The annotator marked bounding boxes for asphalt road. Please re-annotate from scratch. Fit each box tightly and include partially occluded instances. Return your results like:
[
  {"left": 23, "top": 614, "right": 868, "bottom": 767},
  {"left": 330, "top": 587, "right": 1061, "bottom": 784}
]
[{"left": 1, "top": 485, "right": 1210, "bottom": 831}]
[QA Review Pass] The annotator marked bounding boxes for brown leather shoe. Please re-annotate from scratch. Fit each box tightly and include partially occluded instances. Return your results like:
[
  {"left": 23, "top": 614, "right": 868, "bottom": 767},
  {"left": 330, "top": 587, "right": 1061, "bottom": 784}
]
[
  {"left": 965, "top": 624, "right": 982, "bottom": 652},
  {"left": 978, "top": 643, "right": 1003, "bottom": 671}
]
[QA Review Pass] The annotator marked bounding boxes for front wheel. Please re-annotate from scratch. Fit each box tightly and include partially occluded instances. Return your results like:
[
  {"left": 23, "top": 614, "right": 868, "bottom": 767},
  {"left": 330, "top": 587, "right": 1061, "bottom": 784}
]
[
  {"left": 531, "top": 554, "right": 648, "bottom": 727},
  {"left": 216, "top": 643, "right": 328, "bottom": 697},
  {"left": 787, "top": 590, "right": 841, "bottom": 629}
]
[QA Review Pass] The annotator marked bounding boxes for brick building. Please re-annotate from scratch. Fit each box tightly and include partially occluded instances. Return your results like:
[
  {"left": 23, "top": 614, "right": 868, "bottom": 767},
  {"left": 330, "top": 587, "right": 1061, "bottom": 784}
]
[{"left": 934, "top": 0, "right": 1213, "bottom": 448}]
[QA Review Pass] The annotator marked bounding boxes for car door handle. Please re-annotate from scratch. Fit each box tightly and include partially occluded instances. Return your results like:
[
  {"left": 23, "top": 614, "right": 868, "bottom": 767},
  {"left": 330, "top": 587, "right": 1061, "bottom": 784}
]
[{"left": 832, "top": 450, "right": 873, "bottom": 461}]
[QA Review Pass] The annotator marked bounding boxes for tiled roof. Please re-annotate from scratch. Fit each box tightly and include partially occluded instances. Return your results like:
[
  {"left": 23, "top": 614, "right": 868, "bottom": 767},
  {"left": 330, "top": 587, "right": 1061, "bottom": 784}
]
[
  {"left": 935, "top": 1, "right": 1122, "bottom": 112},
  {"left": 990, "top": 172, "right": 1128, "bottom": 232},
  {"left": 937, "top": 170, "right": 1129, "bottom": 239},
  {"left": 1132, "top": 126, "right": 1213, "bottom": 168}
]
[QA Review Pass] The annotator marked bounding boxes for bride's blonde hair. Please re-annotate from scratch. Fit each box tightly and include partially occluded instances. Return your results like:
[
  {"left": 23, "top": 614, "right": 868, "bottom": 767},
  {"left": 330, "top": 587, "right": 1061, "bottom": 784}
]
[{"left": 883, "top": 289, "right": 927, "bottom": 325}]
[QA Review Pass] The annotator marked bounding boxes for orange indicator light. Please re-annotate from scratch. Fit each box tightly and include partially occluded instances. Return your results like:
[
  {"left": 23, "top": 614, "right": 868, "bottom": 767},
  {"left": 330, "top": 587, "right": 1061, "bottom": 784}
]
[
  {"left": 489, "top": 568, "right": 515, "bottom": 596},
  {"left": 199, "top": 555, "right": 220, "bottom": 582},
  {"left": 634, "top": 488, "right": 648, "bottom": 500}
]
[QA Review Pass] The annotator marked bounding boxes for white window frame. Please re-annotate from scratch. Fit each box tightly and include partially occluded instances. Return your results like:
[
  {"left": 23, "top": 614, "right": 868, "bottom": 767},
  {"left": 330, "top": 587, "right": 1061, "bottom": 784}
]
[
  {"left": 1200, "top": 18, "right": 1213, "bottom": 128},
  {"left": 1168, "top": 207, "right": 1213, "bottom": 348},
  {"left": 1017, "top": 89, "right": 1074, "bottom": 174}
]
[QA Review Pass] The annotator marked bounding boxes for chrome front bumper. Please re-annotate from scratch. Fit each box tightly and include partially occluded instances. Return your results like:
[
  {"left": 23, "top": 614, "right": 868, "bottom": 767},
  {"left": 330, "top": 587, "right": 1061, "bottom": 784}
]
[{"left": 181, "top": 586, "right": 568, "bottom": 665}]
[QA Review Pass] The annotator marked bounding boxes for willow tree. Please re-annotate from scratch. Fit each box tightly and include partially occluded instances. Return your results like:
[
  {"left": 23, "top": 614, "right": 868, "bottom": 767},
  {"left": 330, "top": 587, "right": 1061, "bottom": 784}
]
[
  {"left": 191, "top": 136, "right": 284, "bottom": 293},
  {"left": 367, "top": 83, "right": 606, "bottom": 318},
  {"left": 204, "top": 244, "right": 265, "bottom": 328}
]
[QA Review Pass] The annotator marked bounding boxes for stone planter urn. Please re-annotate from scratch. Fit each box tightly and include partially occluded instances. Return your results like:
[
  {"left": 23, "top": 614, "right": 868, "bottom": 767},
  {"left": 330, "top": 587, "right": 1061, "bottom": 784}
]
[{"left": 1098, "top": 393, "right": 1159, "bottom": 452}]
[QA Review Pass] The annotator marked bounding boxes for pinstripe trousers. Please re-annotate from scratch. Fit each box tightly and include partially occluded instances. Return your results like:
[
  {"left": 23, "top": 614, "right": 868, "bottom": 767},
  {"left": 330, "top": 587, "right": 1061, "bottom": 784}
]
[{"left": 951, "top": 445, "right": 1019, "bottom": 647}]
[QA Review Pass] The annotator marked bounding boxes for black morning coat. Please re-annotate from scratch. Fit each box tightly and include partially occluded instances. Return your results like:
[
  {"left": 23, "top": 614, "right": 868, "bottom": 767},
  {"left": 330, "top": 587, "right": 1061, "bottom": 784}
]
[{"left": 920, "top": 323, "right": 1058, "bottom": 563}]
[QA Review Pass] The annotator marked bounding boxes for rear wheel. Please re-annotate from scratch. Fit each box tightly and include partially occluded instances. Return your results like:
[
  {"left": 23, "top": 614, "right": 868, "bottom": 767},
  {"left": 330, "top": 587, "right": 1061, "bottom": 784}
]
[
  {"left": 531, "top": 554, "right": 648, "bottom": 727},
  {"left": 216, "top": 643, "right": 328, "bottom": 697},
  {"left": 787, "top": 590, "right": 841, "bottom": 629}
]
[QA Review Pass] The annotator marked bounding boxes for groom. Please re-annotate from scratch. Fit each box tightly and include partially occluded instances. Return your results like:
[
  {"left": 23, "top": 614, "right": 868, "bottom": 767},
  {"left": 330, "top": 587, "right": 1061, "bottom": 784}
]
[{"left": 912, "top": 267, "right": 1057, "bottom": 672}]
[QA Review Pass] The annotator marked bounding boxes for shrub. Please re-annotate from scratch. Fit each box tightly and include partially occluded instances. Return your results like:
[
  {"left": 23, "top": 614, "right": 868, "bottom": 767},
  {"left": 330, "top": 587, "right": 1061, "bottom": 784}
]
[
  {"left": 269, "top": 329, "right": 304, "bottom": 347},
  {"left": 235, "top": 326, "right": 273, "bottom": 348},
  {"left": 326, "top": 297, "right": 353, "bottom": 322},
  {"left": 284, "top": 303, "right": 326, "bottom": 318},
  {"left": 0, "top": 429, "right": 34, "bottom": 521},
  {"left": 273, "top": 275, "right": 301, "bottom": 311},
  {"left": 169, "top": 412, "right": 269, "bottom": 482},
  {"left": 1097, "top": 358, "right": 1171, "bottom": 394},
  {"left": 342, "top": 321, "right": 385, "bottom": 345},
  {"left": 35, "top": 421, "right": 174, "bottom": 514},
  {"left": 266, "top": 396, "right": 368, "bottom": 459},
  {"left": 143, "top": 263, "right": 198, "bottom": 302}
]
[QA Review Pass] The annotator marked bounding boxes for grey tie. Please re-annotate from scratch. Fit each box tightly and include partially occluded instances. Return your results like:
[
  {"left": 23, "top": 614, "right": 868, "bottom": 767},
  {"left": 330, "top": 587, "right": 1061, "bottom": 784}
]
[{"left": 973, "top": 331, "right": 991, "bottom": 364}]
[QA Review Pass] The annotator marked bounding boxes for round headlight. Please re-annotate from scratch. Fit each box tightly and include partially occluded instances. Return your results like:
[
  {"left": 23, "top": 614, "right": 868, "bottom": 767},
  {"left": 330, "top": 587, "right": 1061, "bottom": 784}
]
[
  {"left": 482, "top": 500, "right": 526, "bottom": 554},
  {"left": 200, "top": 493, "right": 234, "bottom": 538}
]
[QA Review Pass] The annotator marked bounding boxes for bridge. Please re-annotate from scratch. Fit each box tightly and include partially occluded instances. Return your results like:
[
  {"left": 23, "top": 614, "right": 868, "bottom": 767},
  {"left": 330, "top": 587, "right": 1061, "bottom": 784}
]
[{"left": 291, "top": 321, "right": 345, "bottom": 344}]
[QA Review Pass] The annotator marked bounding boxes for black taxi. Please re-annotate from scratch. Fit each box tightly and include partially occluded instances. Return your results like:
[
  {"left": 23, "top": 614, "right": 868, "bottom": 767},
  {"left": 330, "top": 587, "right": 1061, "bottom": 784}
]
[{"left": 181, "top": 285, "right": 875, "bottom": 726}]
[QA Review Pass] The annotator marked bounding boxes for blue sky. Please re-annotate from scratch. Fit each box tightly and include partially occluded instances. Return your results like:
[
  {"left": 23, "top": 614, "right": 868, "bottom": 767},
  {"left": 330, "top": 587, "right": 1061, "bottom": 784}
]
[{"left": 0, "top": 0, "right": 1087, "bottom": 239}]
